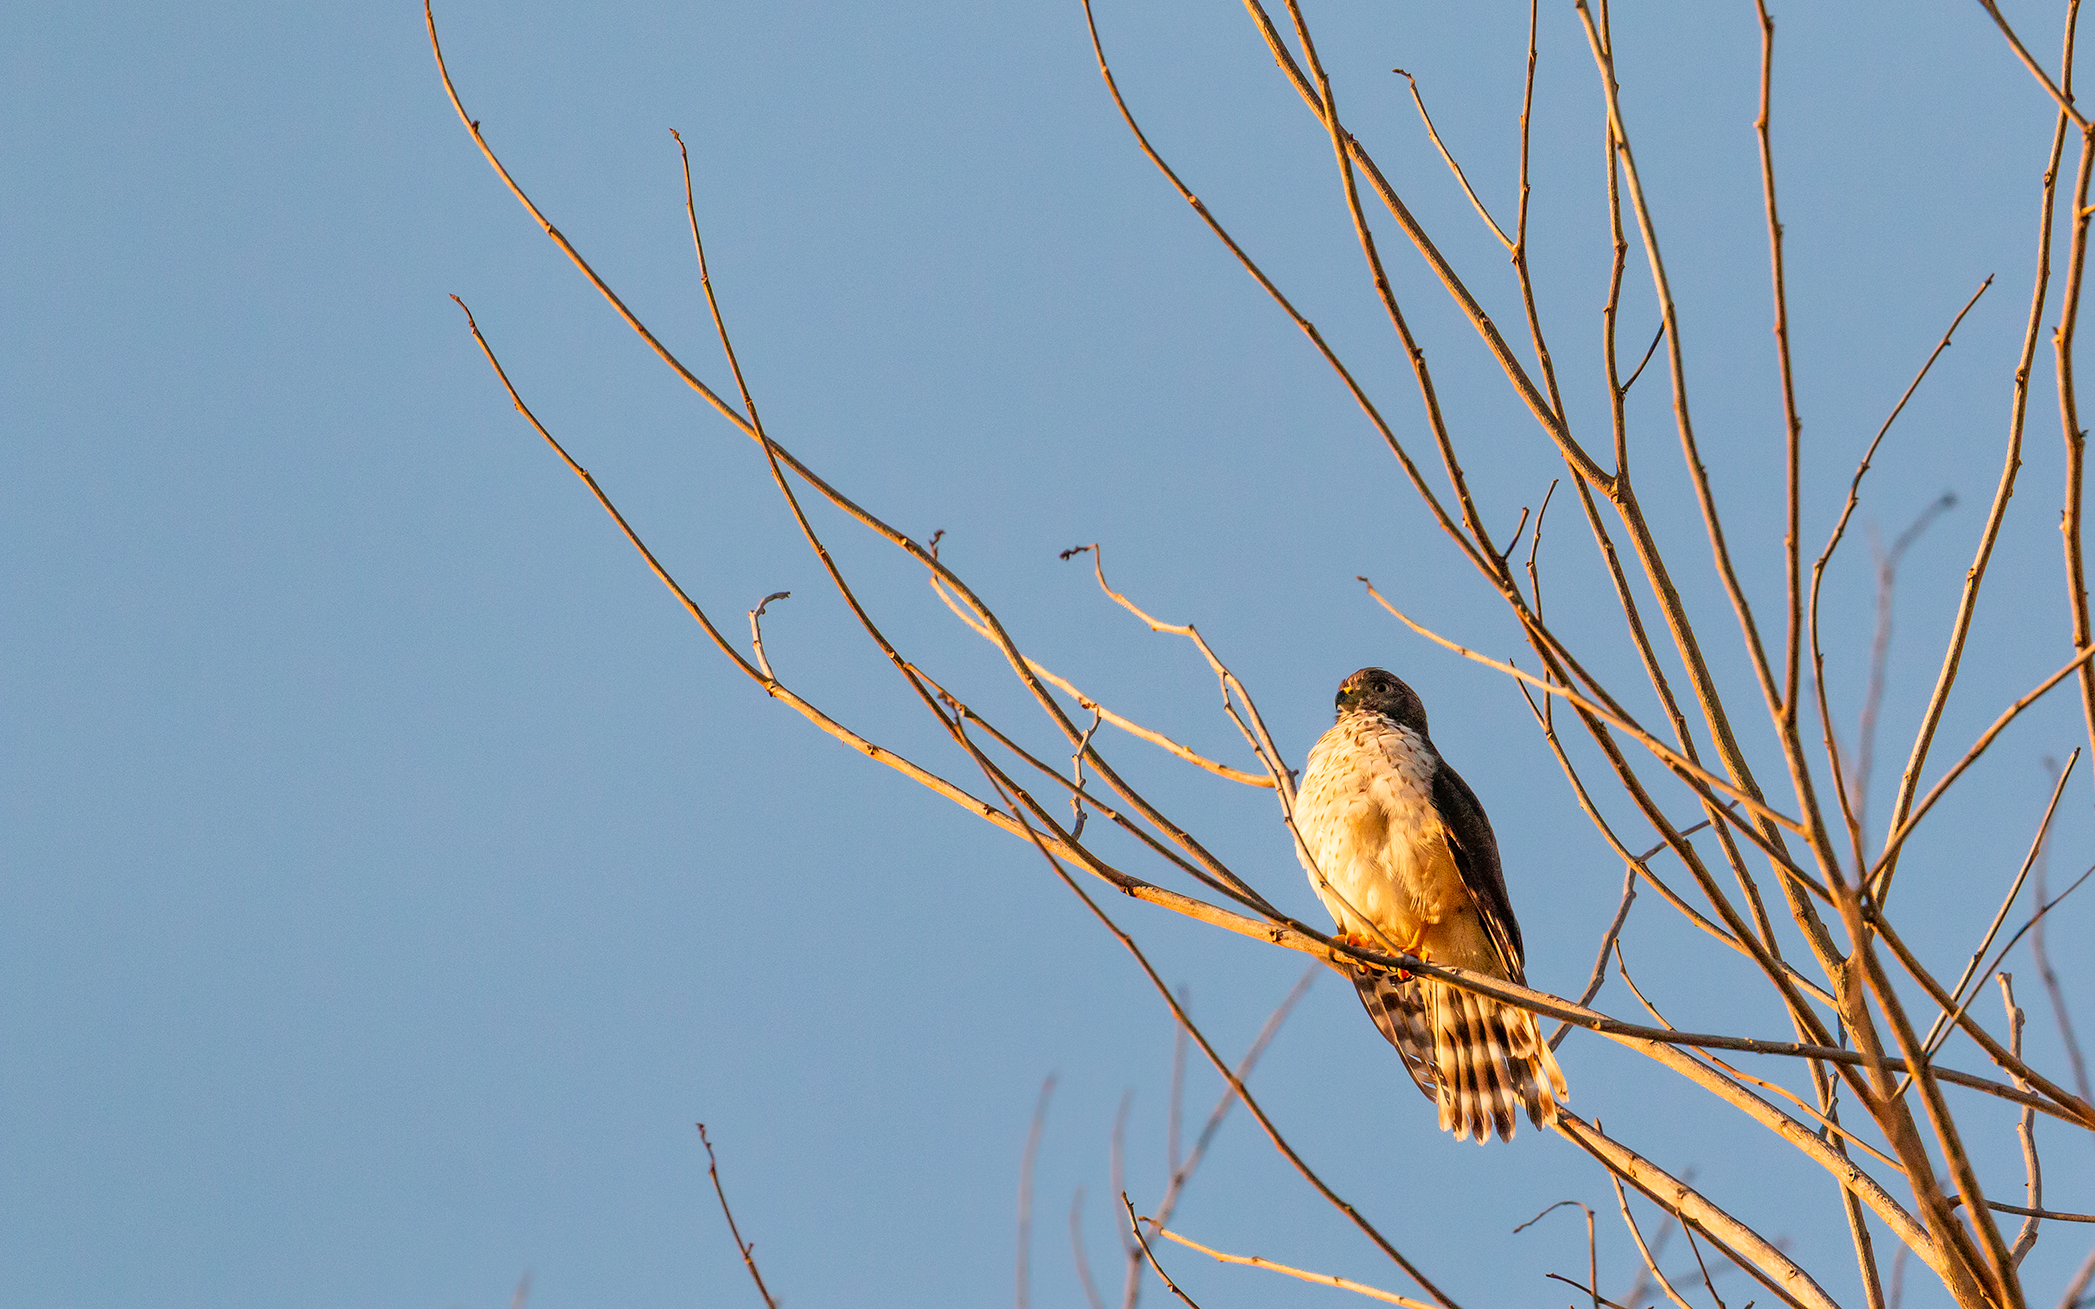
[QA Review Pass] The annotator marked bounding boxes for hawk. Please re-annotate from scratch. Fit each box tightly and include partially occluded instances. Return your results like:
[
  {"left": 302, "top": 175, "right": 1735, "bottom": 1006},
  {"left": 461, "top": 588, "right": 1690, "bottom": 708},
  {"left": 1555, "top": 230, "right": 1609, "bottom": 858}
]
[{"left": 1294, "top": 667, "right": 1566, "bottom": 1142}]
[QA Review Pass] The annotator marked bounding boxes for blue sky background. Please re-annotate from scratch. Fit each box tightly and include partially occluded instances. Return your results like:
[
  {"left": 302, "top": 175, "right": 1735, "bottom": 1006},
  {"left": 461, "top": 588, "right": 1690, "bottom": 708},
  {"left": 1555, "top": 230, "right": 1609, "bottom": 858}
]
[{"left": 6, "top": 2, "right": 2093, "bottom": 1306}]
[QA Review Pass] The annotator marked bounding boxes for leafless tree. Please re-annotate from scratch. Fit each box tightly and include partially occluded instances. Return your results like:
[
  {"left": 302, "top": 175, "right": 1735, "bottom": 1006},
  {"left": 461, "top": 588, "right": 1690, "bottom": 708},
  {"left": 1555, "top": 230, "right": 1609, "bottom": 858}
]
[{"left": 430, "top": 3, "right": 2095, "bottom": 1307}]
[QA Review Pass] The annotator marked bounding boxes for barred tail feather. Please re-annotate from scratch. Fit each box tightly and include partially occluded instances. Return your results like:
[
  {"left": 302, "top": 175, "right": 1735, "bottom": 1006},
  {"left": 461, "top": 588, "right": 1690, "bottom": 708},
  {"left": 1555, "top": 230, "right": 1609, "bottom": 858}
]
[
  {"left": 1353, "top": 970, "right": 1569, "bottom": 1142},
  {"left": 1503, "top": 992, "right": 1570, "bottom": 1131},
  {"left": 1428, "top": 981, "right": 1568, "bottom": 1143}
]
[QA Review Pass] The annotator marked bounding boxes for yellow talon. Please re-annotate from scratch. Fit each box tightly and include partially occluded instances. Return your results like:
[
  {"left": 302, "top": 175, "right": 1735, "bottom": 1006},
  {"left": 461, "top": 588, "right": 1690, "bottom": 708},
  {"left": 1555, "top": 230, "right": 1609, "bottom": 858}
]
[
  {"left": 1339, "top": 927, "right": 1428, "bottom": 980},
  {"left": 1397, "top": 922, "right": 1429, "bottom": 960}
]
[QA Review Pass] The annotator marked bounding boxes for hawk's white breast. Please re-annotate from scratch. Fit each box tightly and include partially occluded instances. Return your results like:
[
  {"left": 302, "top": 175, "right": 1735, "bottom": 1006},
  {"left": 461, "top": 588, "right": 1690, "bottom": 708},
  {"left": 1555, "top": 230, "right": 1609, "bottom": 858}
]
[{"left": 1293, "top": 714, "right": 1453, "bottom": 944}]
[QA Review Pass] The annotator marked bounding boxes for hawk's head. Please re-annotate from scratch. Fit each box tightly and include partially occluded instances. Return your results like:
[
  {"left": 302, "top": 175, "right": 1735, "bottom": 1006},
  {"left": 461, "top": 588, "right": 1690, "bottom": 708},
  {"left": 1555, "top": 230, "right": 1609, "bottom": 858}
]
[{"left": 1334, "top": 667, "right": 1429, "bottom": 735}]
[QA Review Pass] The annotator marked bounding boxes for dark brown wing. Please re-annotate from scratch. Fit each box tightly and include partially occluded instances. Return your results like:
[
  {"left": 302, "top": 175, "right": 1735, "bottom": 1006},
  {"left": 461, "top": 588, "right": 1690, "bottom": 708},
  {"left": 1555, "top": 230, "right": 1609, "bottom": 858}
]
[{"left": 1431, "top": 757, "right": 1526, "bottom": 980}]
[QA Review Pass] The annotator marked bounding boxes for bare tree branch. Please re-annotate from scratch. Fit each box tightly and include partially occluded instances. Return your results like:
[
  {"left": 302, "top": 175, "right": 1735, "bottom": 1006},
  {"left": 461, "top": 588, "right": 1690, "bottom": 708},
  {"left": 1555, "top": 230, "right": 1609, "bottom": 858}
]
[
  {"left": 2000, "top": 975, "right": 2044, "bottom": 1267},
  {"left": 698, "top": 1124, "right": 780, "bottom": 1309},
  {"left": 1391, "top": 68, "right": 1511, "bottom": 250},
  {"left": 1612, "top": 1175, "right": 1696, "bottom": 1309},
  {"left": 1157, "top": 1225, "right": 1436, "bottom": 1309},
  {"left": 1123, "top": 1194, "right": 1204, "bottom": 1309},
  {"left": 1557, "top": 1109, "right": 1837, "bottom": 1309}
]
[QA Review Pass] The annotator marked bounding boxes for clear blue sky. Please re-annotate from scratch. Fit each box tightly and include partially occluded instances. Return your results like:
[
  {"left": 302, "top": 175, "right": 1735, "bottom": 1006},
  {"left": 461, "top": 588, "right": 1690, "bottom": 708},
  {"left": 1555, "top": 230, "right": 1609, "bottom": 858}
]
[{"left": 5, "top": 2, "right": 2091, "bottom": 1306}]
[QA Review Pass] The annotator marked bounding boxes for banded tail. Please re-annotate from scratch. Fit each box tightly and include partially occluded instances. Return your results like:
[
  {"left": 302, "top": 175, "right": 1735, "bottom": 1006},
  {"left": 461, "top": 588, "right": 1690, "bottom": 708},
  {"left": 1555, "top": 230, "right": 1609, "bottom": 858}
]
[{"left": 1351, "top": 968, "right": 1567, "bottom": 1143}]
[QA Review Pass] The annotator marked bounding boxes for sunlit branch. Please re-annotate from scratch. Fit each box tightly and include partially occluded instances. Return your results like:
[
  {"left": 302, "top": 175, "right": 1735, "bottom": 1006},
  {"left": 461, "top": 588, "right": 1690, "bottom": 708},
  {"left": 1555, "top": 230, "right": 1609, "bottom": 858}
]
[
  {"left": 1364, "top": 581, "right": 1811, "bottom": 842},
  {"left": 929, "top": 574, "right": 1272, "bottom": 787},
  {"left": 1232, "top": 0, "right": 1610, "bottom": 488},
  {"left": 1122, "top": 1194, "right": 1204, "bottom": 1309},
  {"left": 1557, "top": 1109, "right": 1838, "bottom": 1309},
  {"left": 965, "top": 731, "right": 1464, "bottom": 1308},
  {"left": 1391, "top": 68, "right": 1511, "bottom": 250},
  {"left": 1611, "top": 1178, "right": 1696, "bottom": 1309},
  {"left": 1156, "top": 1225, "right": 1435, "bottom": 1309},
  {"left": 1974, "top": 0, "right": 2091, "bottom": 128},
  {"left": 1871, "top": 646, "right": 2095, "bottom": 881}
]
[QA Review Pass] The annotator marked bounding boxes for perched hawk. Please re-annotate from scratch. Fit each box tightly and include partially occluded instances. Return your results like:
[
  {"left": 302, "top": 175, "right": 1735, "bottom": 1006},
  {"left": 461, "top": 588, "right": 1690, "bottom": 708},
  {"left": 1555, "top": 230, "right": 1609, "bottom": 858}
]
[{"left": 1294, "top": 667, "right": 1566, "bottom": 1142}]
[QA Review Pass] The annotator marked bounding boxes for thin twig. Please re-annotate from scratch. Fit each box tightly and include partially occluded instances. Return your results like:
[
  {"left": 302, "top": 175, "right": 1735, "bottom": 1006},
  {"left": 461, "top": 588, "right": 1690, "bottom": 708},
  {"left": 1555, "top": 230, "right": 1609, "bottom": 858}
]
[
  {"left": 1527, "top": 479, "right": 1560, "bottom": 626},
  {"left": 931, "top": 575, "right": 1272, "bottom": 787},
  {"left": 1870, "top": 885, "right": 2095, "bottom": 1128},
  {"left": 1392, "top": 68, "right": 1512, "bottom": 248},
  {"left": 1020, "top": 1075, "right": 1057, "bottom": 1309},
  {"left": 1881, "top": 855, "right": 2095, "bottom": 1115},
  {"left": 1808, "top": 265, "right": 1989, "bottom": 869},
  {"left": 1158, "top": 1226, "right": 1436, "bottom": 1309},
  {"left": 1514, "top": 1201, "right": 1599, "bottom": 1309},
  {"left": 1697, "top": 1049, "right": 1901, "bottom": 1171},
  {"left": 1947, "top": 1197, "right": 2095, "bottom": 1224},
  {"left": 698, "top": 1124, "right": 780, "bottom": 1309},
  {"left": 1871, "top": 643, "right": 2095, "bottom": 880},
  {"left": 747, "top": 591, "right": 789, "bottom": 681},
  {"left": 1231, "top": 0, "right": 1606, "bottom": 483},
  {"left": 2000, "top": 975, "right": 2043, "bottom": 1267},
  {"left": 1510, "top": 0, "right": 1567, "bottom": 421},
  {"left": 1880, "top": 71, "right": 2068, "bottom": 900},
  {"left": 1613, "top": 1175, "right": 1696, "bottom": 1309},
  {"left": 1684, "top": 1221, "right": 1731, "bottom": 1309},
  {"left": 2047, "top": 4, "right": 2092, "bottom": 964},
  {"left": 1547, "top": 1274, "right": 1640, "bottom": 1309},
  {"left": 1755, "top": 0, "right": 1805, "bottom": 756},
  {"left": 1076, "top": 547, "right": 1301, "bottom": 802},
  {"left": 1285, "top": 0, "right": 1515, "bottom": 619},
  {"left": 1973, "top": 0, "right": 2091, "bottom": 128},
  {"left": 1998, "top": 867, "right": 2095, "bottom": 983},
  {"left": 1363, "top": 579, "right": 1812, "bottom": 842},
  {"left": 1621, "top": 323, "right": 1666, "bottom": 394},
  {"left": 1902, "top": 751, "right": 2079, "bottom": 1085},
  {"left": 1124, "top": 1196, "right": 1203, "bottom": 1309},
  {"left": 1553, "top": 861, "right": 1640, "bottom": 1050}
]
